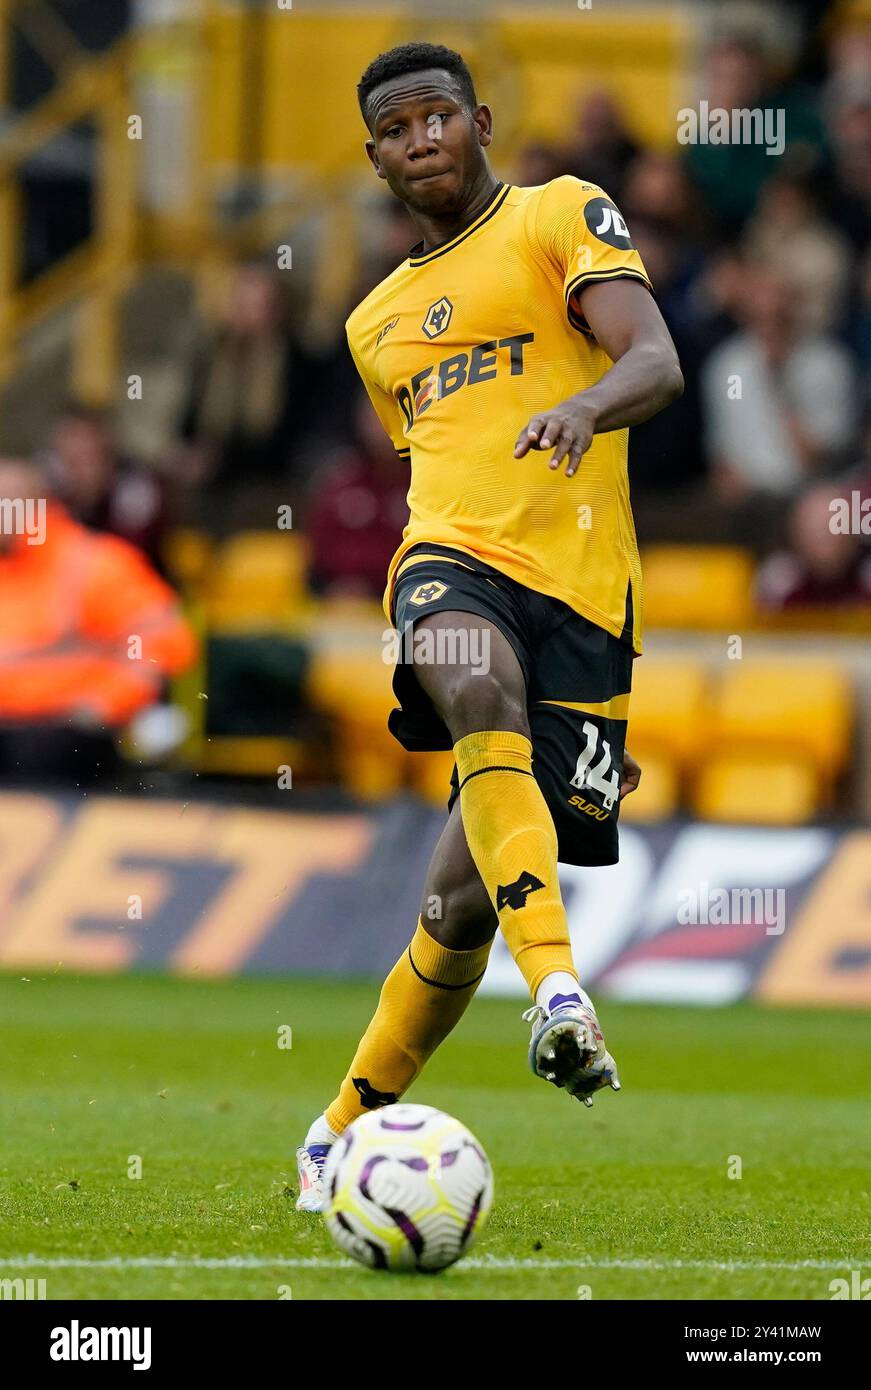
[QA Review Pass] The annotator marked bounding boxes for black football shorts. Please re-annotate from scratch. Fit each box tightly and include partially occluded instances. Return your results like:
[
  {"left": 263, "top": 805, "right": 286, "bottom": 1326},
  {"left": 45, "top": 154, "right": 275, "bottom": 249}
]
[{"left": 389, "top": 543, "right": 635, "bottom": 867}]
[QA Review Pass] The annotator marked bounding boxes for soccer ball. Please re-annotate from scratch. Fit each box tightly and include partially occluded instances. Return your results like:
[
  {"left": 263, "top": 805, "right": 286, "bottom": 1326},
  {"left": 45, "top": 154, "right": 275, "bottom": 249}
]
[{"left": 323, "top": 1103, "right": 493, "bottom": 1272}]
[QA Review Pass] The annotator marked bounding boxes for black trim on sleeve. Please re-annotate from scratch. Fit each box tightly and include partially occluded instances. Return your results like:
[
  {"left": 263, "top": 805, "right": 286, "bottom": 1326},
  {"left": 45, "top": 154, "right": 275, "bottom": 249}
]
[{"left": 565, "top": 269, "right": 653, "bottom": 334}]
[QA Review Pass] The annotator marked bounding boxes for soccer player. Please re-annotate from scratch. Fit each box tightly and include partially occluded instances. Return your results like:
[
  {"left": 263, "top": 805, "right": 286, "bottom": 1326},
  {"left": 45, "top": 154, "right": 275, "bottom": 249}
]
[{"left": 296, "top": 43, "right": 683, "bottom": 1211}]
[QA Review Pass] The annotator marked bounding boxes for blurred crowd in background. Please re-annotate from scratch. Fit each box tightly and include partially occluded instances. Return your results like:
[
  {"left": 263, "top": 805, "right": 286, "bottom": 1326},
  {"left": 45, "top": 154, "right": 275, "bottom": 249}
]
[
  {"left": 1, "top": 1, "right": 870, "bottom": 809},
  {"left": 81, "top": 14, "right": 870, "bottom": 608}
]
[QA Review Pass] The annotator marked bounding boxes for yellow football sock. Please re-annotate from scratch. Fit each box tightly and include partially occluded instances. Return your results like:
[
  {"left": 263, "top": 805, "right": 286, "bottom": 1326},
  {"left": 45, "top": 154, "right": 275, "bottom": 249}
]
[
  {"left": 454, "top": 729, "right": 578, "bottom": 999},
  {"left": 325, "top": 919, "right": 492, "bottom": 1134}
]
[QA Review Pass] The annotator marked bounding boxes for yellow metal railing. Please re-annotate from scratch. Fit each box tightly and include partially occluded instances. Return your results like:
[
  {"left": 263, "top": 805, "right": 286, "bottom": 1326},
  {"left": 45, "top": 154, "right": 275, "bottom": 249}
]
[
  {"left": 0, "top": 1, "right": 231, "bottom": 399},
  {"left": 0, "top": 39, "right": 138, "bottom": 392},
  {"left": 0, "top": 5, "right": 356, "bottom": 400}
]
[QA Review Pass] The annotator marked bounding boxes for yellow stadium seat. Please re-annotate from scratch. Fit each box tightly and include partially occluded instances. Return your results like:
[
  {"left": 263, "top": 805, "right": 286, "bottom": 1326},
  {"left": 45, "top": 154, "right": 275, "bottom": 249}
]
[
  {"left": 339, "top": 735, "right": 406, "bottom": 801},
  {"left": 709, "top": 662, "right": 852, "bottom": 779},
  {"left": 207, "top": 531, "right": 309, "bottom": 625},
  {"left": 307, "top": 647, "right": 407, "bottom": 800},
  {"left": 688, "top": 661, "right": 853, "bottom": 823},
  {"left": 626, "top": 658, "right": 710, "bottom": 767},
  {"left": 198, "top": 735, "right": 306, "bottom": 778},
  {"left": 163, "top": 527, "right": 214, "bottom": 589},
  {"left": 312, "top": 594, "right": 387, "bottom": 626},
  {"left": 691, "top": 753, "right": 821, "bottom": 826},
  {"left": 641, "top": 545, "right": 754, "bottom": 630},
  {"left": 618, "top": 750, "right": 680, "bottom": 823},
  {"left": 306, "top": 649, "right": 395, "bottom": 722}
]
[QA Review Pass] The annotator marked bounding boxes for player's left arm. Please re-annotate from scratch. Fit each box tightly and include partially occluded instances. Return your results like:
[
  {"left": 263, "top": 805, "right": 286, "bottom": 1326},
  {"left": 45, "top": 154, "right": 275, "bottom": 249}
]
[{"left": 514, "top": 280, "right": 684, "bottom": 476}]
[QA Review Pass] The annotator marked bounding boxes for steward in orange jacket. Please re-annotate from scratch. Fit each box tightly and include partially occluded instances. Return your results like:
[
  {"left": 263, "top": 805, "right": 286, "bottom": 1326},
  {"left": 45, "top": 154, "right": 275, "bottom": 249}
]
[{"left": 0, "top": 477, "right": 196, "bottom": 728}]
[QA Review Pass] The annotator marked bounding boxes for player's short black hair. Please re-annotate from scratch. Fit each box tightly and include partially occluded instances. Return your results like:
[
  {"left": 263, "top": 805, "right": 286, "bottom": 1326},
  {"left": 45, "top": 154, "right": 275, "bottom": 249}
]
[{"left": 357, "top": 43, "right": 477, "bottom": 129}]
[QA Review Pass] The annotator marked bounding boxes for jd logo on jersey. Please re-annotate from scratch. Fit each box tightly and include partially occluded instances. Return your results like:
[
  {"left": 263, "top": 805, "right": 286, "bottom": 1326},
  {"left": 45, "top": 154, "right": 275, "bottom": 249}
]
[
  {"left": 353, "top": 1077, "right": 398, "bottom": 1110},
  {"left": 422, "top": 297, "right": 454, "bottom": 340},
  {"left": 496, "top": 871, "right": 545, "bottom": 912},
  {"left": 584, "top": 196, "right": 634, "bottom": 248},
  {"left": 409, "top": 580, "right": 448, "bottom": 606}
]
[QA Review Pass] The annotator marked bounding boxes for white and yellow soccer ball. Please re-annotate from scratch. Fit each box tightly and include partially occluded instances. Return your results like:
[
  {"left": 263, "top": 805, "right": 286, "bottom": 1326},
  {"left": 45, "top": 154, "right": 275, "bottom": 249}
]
[{"left": 323, "top": 1103, "right": 493, "bottom": 1272}]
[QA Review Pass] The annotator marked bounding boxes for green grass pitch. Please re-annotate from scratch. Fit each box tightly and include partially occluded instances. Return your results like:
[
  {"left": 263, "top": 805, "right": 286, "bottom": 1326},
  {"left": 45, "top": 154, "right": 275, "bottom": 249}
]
[{"left": 1, "top": 971, "right": 868, "bottom": 1301}]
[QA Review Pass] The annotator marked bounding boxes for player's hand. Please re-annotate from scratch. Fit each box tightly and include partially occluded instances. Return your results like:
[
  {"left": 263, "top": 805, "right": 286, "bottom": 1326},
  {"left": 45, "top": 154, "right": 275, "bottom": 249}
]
[
  {"left": 514, "top": 394, "right": 597, "bottom": 476},
  {"left": 619, "top": 749, "right": 641, "bottom": 800}
]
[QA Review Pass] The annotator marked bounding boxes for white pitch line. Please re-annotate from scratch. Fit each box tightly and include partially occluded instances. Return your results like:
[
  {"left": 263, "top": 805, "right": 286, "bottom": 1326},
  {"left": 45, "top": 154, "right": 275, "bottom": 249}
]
[{"left": 0, "top": 1255, "right": 865, "bottom": 1272}]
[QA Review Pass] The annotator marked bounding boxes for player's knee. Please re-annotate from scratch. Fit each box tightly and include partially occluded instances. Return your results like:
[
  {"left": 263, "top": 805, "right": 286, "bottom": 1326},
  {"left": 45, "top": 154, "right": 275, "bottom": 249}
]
[
  {"left": 421, "top": 865, "right": 496, "bottom": 950},
  {"left": 439, "top": 670, "right": 528, "bottom": 744}
]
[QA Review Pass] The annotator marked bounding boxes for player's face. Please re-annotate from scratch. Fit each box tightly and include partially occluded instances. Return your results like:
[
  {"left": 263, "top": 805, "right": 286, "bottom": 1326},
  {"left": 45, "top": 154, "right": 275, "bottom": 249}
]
[{"left": 365, "top": 69, "right": 492, "bottom": 214}]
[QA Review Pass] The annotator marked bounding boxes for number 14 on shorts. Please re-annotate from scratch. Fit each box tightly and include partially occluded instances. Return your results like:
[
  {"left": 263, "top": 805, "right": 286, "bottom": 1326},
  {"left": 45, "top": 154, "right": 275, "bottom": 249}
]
[{"left": 570, "top": 720, "right": 619, "bottom": 811}]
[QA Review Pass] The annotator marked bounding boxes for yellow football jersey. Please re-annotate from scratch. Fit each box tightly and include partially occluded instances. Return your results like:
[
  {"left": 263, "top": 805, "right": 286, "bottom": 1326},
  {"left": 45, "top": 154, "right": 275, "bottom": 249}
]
[{"left": 346, "top": 175, "right": 653, "bottom": 652}]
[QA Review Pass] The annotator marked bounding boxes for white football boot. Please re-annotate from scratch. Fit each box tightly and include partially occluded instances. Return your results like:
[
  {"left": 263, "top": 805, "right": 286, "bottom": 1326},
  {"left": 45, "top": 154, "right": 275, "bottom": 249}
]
[
  {"left": 523, "top": 999, "right": 621, "bottom": 1106},
  {"left": 295, "top": 1143, "right": 332, "bottom": 1213}
]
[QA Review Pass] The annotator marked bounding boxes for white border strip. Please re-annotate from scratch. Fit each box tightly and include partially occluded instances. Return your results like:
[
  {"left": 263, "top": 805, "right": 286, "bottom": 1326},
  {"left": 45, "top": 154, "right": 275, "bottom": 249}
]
[{"left": 0, "top": 1255, "right": 864, "bottom": 1272}]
